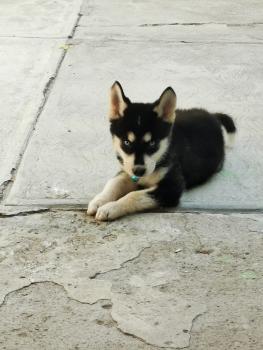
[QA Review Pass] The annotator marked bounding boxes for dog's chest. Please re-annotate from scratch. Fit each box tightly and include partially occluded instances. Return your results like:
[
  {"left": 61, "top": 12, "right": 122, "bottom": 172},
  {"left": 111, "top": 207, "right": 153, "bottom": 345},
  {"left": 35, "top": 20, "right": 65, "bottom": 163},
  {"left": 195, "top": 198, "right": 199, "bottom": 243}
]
[{"left": 138, "top": 168, "right": 168, "bottom": 188}]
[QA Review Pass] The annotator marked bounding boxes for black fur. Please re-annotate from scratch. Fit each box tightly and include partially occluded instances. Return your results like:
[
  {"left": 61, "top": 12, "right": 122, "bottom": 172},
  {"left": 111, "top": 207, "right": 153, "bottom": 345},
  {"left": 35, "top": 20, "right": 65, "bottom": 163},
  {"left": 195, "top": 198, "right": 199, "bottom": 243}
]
[
  {"left": 214, "top": 113, "right": 236, "bottom": 133},
  {"left": 172, "top": 108, "right": 226, "bottom": 190},
  {"left": 110, "top": 92, "right": 236, "bottom": 209}
]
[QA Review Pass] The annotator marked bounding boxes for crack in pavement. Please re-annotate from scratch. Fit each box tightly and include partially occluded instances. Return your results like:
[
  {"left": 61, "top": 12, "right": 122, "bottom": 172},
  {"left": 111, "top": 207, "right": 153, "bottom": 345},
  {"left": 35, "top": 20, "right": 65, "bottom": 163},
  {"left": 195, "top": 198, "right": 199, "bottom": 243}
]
[
  {"left": 187, "top": 311, "right": 207, "bottom": 349},
  {"left": 90, "top": 244, "right": 153, "bottom": 279},
  {"left": 113, "top": 297, "right": 207, "bottom": 350},
  {"left": 0, "top": 280, "right": 112, "bottom": 309},
  {"left": 0, "top": 243, "right": 160, "bottom": 307},
  {"left": 0, "top": 180, "right": 12, "bottom": 199},
  {"left": 0, "top": 168, "right": 16, "bottom": 200},
  {"left": 43, "top": 76, "right": 55, "bottom": 97},
  {"left": 115, "top": 326, "right": 171, "bottom": 349},
  {"left": 0, "top": 282, "right": 34, "bottom": 308}
]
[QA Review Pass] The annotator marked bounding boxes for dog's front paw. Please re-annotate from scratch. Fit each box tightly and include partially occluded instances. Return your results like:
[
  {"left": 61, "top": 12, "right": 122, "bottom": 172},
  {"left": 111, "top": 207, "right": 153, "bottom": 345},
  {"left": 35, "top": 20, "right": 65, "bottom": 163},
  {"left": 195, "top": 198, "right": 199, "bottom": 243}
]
[
  {"left": 95, "top": 202, "right": 122, "bottom": 221},
  {"left": 87, "top": 196, "right": 108, "bottom": 216}
]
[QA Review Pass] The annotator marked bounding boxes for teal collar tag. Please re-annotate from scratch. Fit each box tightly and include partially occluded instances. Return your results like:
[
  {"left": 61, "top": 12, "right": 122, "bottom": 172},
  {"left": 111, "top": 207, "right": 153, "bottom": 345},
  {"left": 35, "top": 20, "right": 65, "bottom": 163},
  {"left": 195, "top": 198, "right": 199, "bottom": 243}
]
[{"left": 131, "top": 175, "right": 140, "bottom": 183}]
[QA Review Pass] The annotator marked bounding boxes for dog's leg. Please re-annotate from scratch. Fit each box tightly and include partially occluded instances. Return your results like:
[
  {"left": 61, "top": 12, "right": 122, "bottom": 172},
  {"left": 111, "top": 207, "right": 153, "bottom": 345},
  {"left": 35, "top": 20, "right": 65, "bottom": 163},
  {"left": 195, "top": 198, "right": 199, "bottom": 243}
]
[
  {"left": 87, "top": 172, "right": 137, "bottom": 215},
  {"left": 95, "top": 187, "right": 158, "bottom": 221},
  {"left": 95, "top": 173, "right": 185, "bottom": 221}
]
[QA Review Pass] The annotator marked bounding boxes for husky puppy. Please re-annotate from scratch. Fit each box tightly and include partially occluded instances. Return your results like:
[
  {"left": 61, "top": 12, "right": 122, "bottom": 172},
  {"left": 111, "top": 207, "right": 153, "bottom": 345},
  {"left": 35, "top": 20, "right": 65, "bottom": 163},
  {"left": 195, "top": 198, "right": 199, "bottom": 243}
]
[{"left": 87, "top": 81, "right": 236, "bottom": 221}]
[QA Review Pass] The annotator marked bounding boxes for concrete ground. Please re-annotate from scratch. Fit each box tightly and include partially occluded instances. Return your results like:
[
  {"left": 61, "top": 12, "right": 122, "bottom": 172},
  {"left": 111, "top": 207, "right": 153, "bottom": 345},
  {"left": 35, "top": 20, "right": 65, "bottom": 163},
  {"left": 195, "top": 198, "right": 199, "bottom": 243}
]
[{"left": 0, "top": 1, "right": 262, "bottom": 349}]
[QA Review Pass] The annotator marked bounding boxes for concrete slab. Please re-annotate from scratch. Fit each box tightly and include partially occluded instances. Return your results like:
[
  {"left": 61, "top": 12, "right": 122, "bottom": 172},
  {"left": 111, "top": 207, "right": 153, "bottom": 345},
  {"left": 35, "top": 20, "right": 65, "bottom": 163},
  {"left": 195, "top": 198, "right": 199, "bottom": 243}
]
[
  {"left": 0, "top": 0, "right": 82, "bottom": 38},
  {"left": 0, "top": 211, "right": 262, "bottom": 349},
  {"left": 0, "top": 38, "right": 63, "bottom": 195},
  {"left": 6, "top": 39, "right": 263, "bottom": 209},
  {"left": 80, "top": 0, "right": 263, "bottom": 26}
]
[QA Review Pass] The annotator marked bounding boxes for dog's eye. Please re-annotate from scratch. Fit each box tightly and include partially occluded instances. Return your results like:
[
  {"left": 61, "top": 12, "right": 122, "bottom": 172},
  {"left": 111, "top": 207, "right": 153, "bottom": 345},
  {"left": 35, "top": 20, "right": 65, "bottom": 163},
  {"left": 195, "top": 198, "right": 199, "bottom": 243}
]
[
  {"left": 148, "top": 140, "right": 156, "bottom": 147},
  {"left": 124, "top": 140, "right": 131, "bottom": 146}
]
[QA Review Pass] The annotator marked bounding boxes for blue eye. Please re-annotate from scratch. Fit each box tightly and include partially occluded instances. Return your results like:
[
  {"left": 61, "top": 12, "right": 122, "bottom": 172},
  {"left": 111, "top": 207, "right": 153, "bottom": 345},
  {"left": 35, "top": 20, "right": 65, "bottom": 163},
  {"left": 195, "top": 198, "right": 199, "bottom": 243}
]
[
  {"left": 124, "top": 140, "right": 131, "bottom": 146},
  {"left": 149, "top": 140, "right": 156, "bottom": 147}
]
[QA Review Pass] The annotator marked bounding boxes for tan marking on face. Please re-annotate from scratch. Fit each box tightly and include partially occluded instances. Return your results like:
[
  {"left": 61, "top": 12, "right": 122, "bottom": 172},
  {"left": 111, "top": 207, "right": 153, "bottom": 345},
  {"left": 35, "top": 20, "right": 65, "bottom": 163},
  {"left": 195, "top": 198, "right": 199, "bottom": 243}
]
[
  {"left": 112, "top": 136, "right": 135, "bottom": 176},
  {"left": 143, "top": 132, "right": 152, "bottom": 142},
  {"left": 152, "top": 138, "right": 169, "bottom": 161},
  {"left": 127, "top": 132, "right": 136, "bottom": 142},
  {"left": 142, "top": 138, "right": 169, "bottom": 176}
]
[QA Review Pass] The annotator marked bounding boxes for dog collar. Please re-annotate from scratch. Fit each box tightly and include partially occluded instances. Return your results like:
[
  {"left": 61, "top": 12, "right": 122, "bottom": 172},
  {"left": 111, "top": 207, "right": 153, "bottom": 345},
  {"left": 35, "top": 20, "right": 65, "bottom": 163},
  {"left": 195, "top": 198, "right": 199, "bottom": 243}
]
[{"left": 131, "top": 175, "right": 140, "bottom": 183}]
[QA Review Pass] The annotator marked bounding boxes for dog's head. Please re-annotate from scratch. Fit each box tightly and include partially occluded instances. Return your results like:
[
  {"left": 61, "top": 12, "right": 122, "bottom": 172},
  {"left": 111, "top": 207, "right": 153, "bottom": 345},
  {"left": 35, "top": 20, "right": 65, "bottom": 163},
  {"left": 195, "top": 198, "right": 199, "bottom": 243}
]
[{"left": 109, "top": 81, "right": 176, "bottom": 178}]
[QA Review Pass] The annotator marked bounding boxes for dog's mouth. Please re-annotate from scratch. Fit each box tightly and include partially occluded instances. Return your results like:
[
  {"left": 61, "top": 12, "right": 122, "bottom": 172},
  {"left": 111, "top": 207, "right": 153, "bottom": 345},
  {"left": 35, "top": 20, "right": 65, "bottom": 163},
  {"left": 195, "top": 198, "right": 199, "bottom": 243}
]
[
  {"left": 115, "top": 150, "right": 157, "bottom": 179},
  {"left": 130, "top": 165, "right": 156, "bottom": 181}
]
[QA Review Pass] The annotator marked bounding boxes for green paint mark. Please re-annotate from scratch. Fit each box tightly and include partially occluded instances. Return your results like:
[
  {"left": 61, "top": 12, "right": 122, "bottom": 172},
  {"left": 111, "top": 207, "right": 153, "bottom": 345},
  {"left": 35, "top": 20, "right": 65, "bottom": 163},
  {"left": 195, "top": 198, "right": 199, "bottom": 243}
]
[
  {"left": 221, "top": 170, "right": 235, "bottom": 178},
  {"left": 240, "top": 271, "right": 257, "bottom": 280},
  {"left": 218, "top": 255, "right": 233, "bottom": 263}
]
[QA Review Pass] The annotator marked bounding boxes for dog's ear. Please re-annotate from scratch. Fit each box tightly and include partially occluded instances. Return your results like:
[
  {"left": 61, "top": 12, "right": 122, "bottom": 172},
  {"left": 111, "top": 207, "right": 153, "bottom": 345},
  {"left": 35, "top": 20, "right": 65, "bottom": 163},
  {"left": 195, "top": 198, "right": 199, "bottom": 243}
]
[
  {"left": 109, "top": 81, "right": 129, "bottom": 120},
  {"left": 153, "top": 87, "right": 176, "bottom": 123}
]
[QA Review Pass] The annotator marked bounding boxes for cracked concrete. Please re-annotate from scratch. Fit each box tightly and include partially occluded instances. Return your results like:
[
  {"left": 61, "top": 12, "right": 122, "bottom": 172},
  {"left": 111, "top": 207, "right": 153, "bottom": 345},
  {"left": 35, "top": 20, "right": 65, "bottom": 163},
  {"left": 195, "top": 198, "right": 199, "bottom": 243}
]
[
  {"left": 0, "top": 211, "right": 181, "bottom": 305},
  {"left": 0, "top": 212, "right": 262, "bottom": 349},
  {"left": 0, "top": 281, "right": 157, "bottom": 350}
]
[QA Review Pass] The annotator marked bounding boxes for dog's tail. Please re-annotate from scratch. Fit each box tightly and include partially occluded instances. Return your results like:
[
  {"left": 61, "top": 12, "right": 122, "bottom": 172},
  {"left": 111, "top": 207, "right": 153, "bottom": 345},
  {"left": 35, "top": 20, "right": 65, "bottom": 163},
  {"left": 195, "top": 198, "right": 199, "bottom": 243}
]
[{"left": 215, "top": 113, "right": 236, "bottom": 148}]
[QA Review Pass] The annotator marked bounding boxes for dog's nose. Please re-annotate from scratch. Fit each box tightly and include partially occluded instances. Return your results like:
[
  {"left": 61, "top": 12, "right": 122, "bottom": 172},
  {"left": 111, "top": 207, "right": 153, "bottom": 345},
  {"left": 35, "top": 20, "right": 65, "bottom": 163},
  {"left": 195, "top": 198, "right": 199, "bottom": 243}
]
[{"left": 132, "top": 166, "right": 146, "bottom": 177}]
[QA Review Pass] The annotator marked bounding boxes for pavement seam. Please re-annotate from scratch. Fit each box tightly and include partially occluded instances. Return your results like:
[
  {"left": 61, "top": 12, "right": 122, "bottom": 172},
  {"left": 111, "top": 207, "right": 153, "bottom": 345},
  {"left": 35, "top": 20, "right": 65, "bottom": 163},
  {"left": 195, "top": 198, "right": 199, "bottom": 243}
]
[
  {"left": 0, "top": 36, "right": 70, "bottom": 39},
  {"left": 139, "top": 22, "right": 263, "bottom": 27},
  {"left": 1, "top": 207, "right": 262, "bottom": 218},
  {"left": 0, "top": 208, "right": 50, "bottom": 218},
  {"left": 71, "top": 37, "right": 263, "bottom": 45},
  {"left": 78, "top": 22, "right": 263, "bottom": 27},
  {"left": 3, "top": 198, "right": 263, "bottom": 212},
  {"left": 0, "top": 12, "right": 83, "bottom": 204}
]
